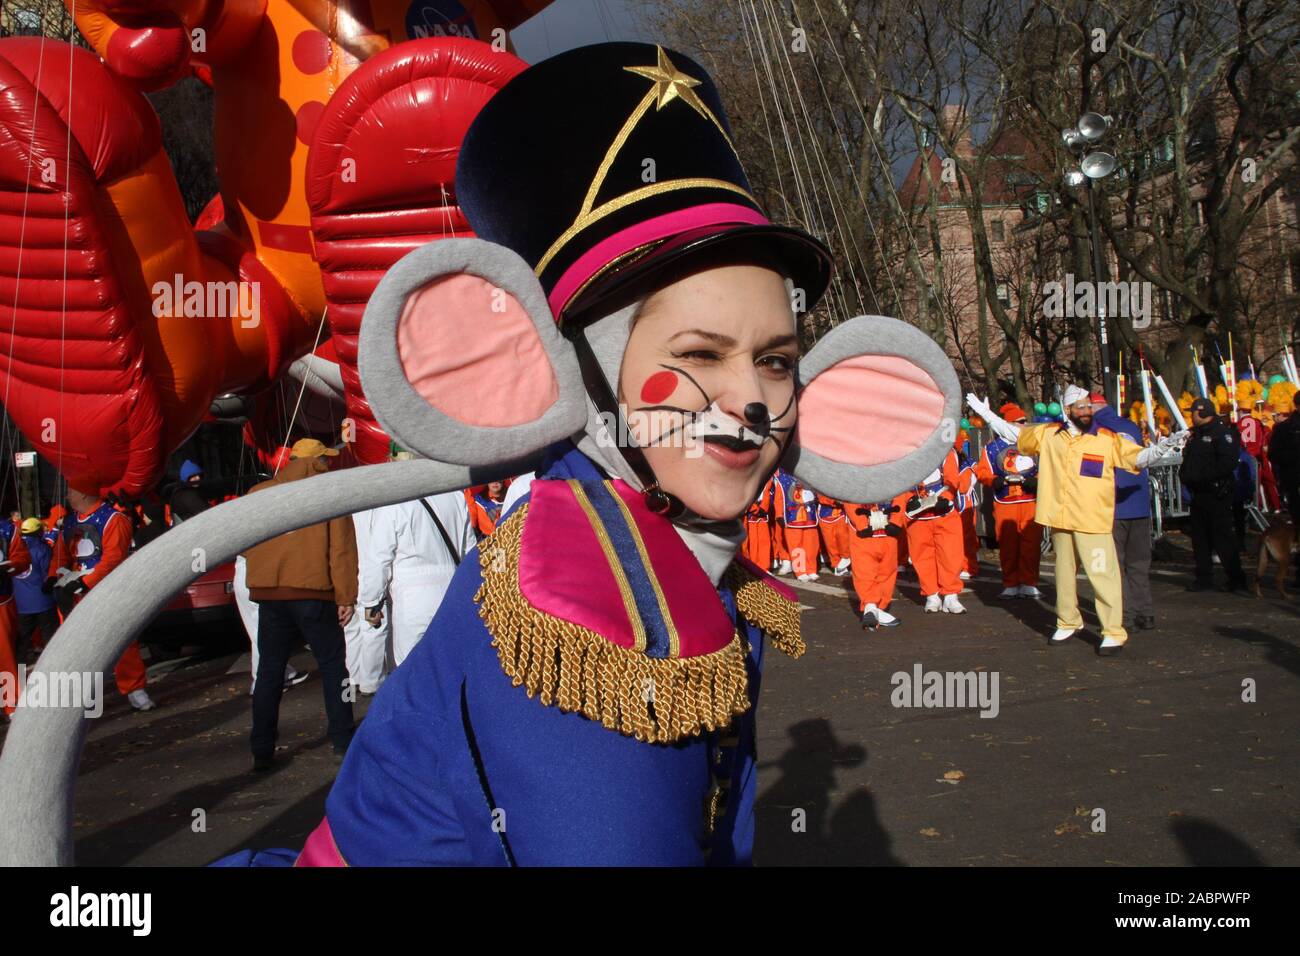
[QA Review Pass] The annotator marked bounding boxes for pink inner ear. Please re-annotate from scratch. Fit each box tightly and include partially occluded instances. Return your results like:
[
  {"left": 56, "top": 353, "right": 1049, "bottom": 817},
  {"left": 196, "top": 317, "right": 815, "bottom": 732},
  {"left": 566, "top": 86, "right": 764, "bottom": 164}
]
[
  {"left": 797, "top": 355, "right": 944, "bottom": 465},
  {"left": 396, "top": 274, "right": 559, "bottom": 427}
]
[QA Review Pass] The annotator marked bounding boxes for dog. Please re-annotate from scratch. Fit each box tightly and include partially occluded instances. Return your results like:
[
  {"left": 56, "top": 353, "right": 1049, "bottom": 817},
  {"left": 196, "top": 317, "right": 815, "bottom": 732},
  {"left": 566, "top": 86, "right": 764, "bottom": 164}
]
[{"left": 1254, "top": 518, "right": 1296, "bottom": 599}]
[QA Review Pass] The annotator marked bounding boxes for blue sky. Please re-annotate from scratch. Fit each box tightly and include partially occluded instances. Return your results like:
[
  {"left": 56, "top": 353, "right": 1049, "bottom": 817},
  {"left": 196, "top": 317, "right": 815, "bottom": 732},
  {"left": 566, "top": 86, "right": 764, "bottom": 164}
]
[{"left": 511, "top": 0, "right": 651, "bottom": 62}]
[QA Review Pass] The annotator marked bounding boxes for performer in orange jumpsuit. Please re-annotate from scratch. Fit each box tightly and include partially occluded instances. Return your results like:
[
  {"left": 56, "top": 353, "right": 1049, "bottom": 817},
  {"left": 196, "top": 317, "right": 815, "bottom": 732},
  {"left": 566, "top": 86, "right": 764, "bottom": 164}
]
[
  {"left": 743, "top": 480, "right": 774, "bottom": 571},
  {"left": 775, "top": 469, "right": 820, "bottom": 581},
  {"left": 768, "top": 473, "right": 791, "bottom": 574},
  {"left": 846, "top": 495, "right": 907, "bottom": 630},
  {"left": 51, "top": 489, "right": 155, "bottom": 710},
  {"left": 816, "top": 494, "right": 852, "bottom": 576},
  {"left": 466, "top": 480, "right": 509, "bottom": 540},
  {"left": 0, "top": 518, "right": 32, "bottom": 717},
  {"left": 956, "top": 451, "right": 981, "bottom": 579},
  {"left": 904, "top": 447, "right": 967, "bottom": 613},
  {"left": 974, "top": 403, "right": 1043, "bottom": 599}
]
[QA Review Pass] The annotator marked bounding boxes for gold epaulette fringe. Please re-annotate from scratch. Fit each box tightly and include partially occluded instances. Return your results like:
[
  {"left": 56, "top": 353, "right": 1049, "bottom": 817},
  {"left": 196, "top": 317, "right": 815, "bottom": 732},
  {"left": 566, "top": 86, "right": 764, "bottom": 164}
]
[
  {"left": 725, "top": 562, "right": 805, "bottom": 659},
  {"left": 474, "top": 506, "right": 752, "bottom": 743}
]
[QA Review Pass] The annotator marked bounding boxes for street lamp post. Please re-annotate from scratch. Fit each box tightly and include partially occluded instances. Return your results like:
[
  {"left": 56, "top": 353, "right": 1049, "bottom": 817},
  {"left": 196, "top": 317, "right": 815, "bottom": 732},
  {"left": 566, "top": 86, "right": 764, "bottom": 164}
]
[
  {"left": 1085, "top": 177, "right": 1111, "bottom": 400},
  {"left": 1063, "top": 113, "right": 1118, "bottom": 404}
]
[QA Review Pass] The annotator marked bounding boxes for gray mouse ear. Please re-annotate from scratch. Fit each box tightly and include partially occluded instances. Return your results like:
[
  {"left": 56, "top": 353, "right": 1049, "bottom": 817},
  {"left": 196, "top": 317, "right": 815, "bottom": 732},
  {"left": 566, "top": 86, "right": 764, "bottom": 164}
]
[
  {"left": 358, "top": 238, "right": 588, "bottom": 466},
  {"left": 786, "top": 315, "right": 961, "bottom": 502}
]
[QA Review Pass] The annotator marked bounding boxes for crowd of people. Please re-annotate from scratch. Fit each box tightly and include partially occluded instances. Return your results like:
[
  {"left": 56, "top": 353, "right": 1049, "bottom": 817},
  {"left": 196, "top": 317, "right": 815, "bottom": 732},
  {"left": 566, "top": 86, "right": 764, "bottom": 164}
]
[
  {"left": 0, "top": 439, "right": 512, "bottom": 761},
  {"left": 3, "top": 382, "right": 1294, "bottom": 750},
  {"left": 2, "top": 38, "right": 1296, "bottom": 868},
  {"left": 736, "top": 383, "right": 1298, "bottom": 656}
]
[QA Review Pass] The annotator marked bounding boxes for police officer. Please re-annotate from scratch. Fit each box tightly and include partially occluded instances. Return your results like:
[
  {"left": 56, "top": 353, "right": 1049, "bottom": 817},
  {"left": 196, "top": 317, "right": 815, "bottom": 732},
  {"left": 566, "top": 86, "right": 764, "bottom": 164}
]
[{"left": 1180, "top": 397, "right": 1248, "bottom": 592}]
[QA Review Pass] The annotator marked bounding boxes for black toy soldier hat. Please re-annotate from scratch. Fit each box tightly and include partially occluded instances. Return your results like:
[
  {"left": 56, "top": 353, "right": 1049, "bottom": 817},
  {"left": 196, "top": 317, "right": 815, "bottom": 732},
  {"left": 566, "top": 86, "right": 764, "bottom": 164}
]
[{"left": 455, "top": 41, "right": 833, "bottom": 326}]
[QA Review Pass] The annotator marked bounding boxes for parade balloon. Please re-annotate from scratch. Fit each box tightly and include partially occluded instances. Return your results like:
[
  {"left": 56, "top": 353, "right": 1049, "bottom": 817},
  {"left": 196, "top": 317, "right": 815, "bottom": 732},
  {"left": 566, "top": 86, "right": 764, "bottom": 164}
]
[
  {"left": 1268, "top": 374, "right": 1287, "bottom": 386},
  {"left": 960, "top": 417, "right": 971, "bottom": 431},
  {"left": 1047, "top": 402, "right": 1062, "bottom": 416},
  {"left": 0, "top": 2, "right": 551, "bottom": 495},
  {"left": 1033, "top": 402, "right": 1047, "bottom": 416}
]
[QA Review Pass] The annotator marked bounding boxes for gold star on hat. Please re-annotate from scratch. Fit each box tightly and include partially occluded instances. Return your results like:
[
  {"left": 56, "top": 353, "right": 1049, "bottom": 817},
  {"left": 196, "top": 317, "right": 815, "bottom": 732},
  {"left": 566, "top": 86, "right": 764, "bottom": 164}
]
[{"left": 624, "top": 46, "right": 711, "bottom": 120}]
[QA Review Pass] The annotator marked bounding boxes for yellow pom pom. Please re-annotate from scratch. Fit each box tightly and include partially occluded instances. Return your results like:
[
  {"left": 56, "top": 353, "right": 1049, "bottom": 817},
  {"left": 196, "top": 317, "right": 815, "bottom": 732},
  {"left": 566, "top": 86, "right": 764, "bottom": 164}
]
[
  {"left": 1237, "top": 378, "right": 1263, "bottom": 407},
  {"left": 1270, "top": 381, "right": 1298, "bottom": 413}
]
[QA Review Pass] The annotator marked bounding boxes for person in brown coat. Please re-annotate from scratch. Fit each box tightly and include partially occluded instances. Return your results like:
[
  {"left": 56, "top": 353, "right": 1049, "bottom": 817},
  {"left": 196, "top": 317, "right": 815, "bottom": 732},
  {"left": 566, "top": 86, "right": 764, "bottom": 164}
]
[{"left": 244, "top": 439, "right": 358, "bottom": 771}]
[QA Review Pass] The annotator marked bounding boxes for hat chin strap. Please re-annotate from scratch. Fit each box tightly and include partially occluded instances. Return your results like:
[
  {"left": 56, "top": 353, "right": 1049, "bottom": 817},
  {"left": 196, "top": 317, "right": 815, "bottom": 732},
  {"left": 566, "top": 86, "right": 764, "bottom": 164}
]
[{"left": 571, "top": 325, "right": 696, "bottom": 521}]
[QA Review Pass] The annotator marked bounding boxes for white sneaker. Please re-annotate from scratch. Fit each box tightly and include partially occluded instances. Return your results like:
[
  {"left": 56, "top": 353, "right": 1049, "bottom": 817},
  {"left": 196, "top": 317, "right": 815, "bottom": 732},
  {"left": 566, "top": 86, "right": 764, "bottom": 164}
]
[
  {"left": 835, "top": 557, "right": 851, "bottom": 573},
  {"left": 959, "top": 570, "right": 972, "bottom": 580},
  {"left": 875, "top": 608, "right": 899, "bottom": 627},
  {"left": 797, "top": 573, "right": 818, "bottom": 582},
  {"left": 128, "top": 689, "right": 156, "bottom": 711},
  {"left": 942, "top": 594, "right": 966, "bottom": 614},
  {"left": 1018, "top": 585, "right": 1042, "bottom": 599},
  {"left": 1050, "top": 627, "right": 1077, "bottom": 644},
  {"left": 860, "top": 604, "right": 879, "bottom": 630},
  {"left": 999, "top": 586, "right": 1019, "bottom": 599},
  {"left": 778, "top": 560, "right": 792, "bottom": 575},
  {"left": 1097, "top": 636, "right": 1126, "bottom": 657},
  {"left": 924, "top": 594, "right": 941, "bottom": 613}
]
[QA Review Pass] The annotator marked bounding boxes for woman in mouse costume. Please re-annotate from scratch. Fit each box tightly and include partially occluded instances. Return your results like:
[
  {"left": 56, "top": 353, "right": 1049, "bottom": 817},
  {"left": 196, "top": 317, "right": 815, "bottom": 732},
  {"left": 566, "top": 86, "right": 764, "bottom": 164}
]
[{"left": 0, "top": 41, "right": 958, "bottom": 867}]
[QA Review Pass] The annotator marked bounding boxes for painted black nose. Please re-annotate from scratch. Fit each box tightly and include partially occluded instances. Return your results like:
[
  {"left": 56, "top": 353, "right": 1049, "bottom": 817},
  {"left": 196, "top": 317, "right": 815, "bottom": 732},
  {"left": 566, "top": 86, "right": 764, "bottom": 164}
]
[{"left": 743, "top": 402, "right": 768, "bottom": 425}]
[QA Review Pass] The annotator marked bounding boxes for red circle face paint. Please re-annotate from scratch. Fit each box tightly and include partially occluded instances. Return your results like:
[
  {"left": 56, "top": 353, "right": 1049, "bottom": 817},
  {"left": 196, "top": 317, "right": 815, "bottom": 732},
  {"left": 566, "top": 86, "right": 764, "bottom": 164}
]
[{"left": 640, "top": 370, "right": 679, "bottom": 405}]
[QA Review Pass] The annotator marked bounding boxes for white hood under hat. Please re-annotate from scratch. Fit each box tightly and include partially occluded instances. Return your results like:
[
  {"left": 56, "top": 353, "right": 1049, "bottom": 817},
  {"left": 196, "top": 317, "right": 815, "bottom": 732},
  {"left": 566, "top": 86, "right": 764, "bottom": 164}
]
[{"left": 1062, "top": 384, "right": 1090, "bottom": 407}]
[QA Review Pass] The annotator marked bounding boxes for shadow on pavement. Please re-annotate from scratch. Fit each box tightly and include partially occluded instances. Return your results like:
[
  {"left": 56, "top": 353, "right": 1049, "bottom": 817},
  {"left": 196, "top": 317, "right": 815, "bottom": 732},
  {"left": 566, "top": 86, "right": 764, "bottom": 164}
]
[
  {"left": 1170, "top": 817, "right": 1265, "bottom": 866},
  {"left": 754, "top": 717, "right": 901, "bottom": 866},
  {"left": 74, "top": 735, "right": 335, "bottom": 865},
  {"left": 207, "top": 780, "right": 334, "bottom": 865},
  {"left": 1213, "top": 626, "right": 1300, "bottom": 680}
]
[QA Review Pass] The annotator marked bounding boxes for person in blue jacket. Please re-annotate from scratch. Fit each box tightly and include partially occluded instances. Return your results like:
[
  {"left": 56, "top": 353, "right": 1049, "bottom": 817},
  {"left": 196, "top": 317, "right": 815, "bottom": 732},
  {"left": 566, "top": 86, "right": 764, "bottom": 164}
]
[
  {"left": 13, "top": 517, "right": 58, "bottom": 663},
  {"left": 1090, "top": 394, "right": 1156, "bottom": 630}
]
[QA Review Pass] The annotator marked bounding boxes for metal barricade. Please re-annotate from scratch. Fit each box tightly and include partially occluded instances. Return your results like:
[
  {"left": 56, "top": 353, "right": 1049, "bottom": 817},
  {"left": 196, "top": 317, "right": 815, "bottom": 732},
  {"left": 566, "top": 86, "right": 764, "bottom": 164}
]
[{"left": 1147, "top": 458, "right": 1186, "bottom": 539}]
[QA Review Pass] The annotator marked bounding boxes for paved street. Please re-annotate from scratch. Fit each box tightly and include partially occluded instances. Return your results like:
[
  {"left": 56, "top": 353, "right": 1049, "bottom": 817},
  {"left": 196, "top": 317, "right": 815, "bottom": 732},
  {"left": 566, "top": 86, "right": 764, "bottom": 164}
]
[{"left": 8, "top": 531, "right": 1296, "bottom": 867}]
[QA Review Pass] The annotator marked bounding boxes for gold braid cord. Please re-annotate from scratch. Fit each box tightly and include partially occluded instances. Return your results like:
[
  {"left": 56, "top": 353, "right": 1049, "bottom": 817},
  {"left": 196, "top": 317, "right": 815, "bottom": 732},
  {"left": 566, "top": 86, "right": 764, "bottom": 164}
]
[
  {"left": 474, "top": 506, "right": 753, "bottom": 744},
  {"left": 725, "top": 562, "right": 806, "bottom": 659}
]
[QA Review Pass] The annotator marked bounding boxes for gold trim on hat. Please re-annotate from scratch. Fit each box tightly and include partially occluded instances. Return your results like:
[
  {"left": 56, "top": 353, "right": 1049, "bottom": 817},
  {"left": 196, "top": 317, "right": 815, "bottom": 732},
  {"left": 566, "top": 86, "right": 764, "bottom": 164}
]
[
  {"left": 537, "top": 177, "right": 755, "bottom": 277},
  {"left": 535, "top": 46, "right": 753, "bottom": 279}
]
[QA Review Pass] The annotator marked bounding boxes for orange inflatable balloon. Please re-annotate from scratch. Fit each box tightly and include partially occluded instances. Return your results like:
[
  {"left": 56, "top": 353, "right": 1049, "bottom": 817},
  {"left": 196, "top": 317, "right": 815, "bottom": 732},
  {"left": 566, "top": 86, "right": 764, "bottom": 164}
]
[{"left": 0, "top": 0, "right": 550, "bottom": 495}]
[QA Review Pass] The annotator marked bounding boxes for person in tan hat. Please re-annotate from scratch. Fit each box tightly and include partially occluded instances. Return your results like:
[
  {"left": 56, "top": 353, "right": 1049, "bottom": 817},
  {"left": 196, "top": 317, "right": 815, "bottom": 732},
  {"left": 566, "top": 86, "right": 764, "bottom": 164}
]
[{"left": 243, "top": 437, "right": 356, "bottom": 771}]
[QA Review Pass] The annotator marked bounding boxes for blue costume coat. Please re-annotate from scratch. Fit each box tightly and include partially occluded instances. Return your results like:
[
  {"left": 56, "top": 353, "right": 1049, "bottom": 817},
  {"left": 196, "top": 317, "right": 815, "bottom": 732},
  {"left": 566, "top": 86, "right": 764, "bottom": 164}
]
[{"left": 218, "top": 445, "right": 800, "bottom": 867}]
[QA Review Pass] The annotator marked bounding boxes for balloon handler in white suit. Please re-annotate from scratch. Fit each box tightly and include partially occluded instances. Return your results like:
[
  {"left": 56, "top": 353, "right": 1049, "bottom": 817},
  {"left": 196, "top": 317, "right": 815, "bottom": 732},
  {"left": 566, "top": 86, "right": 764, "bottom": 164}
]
[
  {"left": 341, "top": 506, "right": 391, "bottom": 695},
  {"left": 357, "top": 447, "right": 476, "bottom": 667}
]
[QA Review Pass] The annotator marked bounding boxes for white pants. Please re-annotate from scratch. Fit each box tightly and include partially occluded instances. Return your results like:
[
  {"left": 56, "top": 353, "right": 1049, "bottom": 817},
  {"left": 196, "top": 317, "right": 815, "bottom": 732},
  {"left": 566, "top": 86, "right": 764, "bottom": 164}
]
[
  {"left": 234, "top": 554, "right": 298, "bottom": 688},
  {"left": 391, "top": 568, "right": 457, "bottom": 666},
  {"left": 233, "top": 555, "right": 260, "bottom": 674},
  {"left": 343, "top": 595, "right": 389, "bottom": 691}
]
